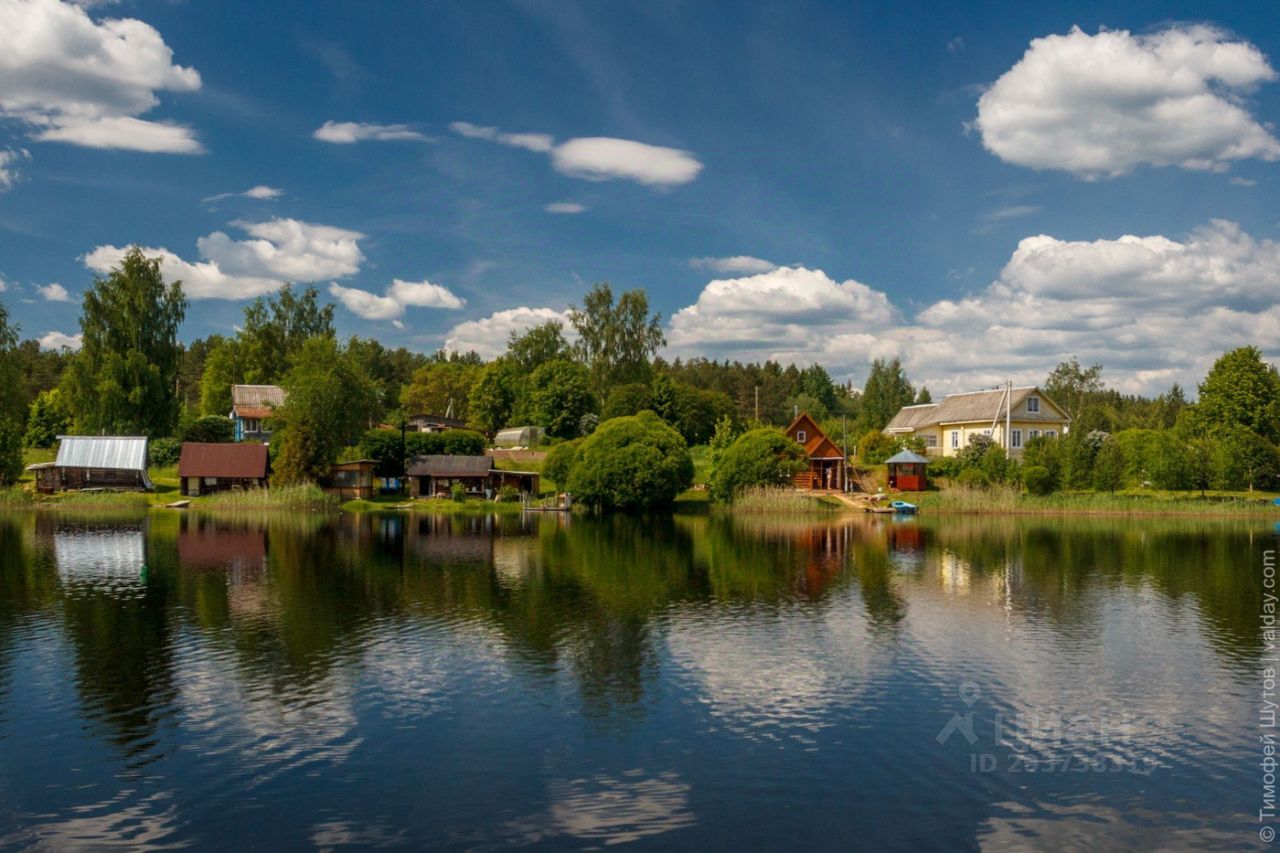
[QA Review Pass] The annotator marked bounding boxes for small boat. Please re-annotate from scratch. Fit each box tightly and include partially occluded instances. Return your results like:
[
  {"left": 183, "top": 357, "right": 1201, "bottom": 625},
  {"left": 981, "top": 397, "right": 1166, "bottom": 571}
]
[
  {"left": 890, "top": 500, "right": 918, "bottom": 514},
  {"left": 165, "top": 499, "right": 190, "bottom": 509}
]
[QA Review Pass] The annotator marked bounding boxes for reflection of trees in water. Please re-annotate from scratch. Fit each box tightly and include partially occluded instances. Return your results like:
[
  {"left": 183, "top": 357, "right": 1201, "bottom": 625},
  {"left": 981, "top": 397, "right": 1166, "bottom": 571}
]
[
  {"left": 915, "top": 516, "right": 1265, "bottom": 662},
  {"left": 10, "top": 509, "right": 1267, "bottom": 753}
]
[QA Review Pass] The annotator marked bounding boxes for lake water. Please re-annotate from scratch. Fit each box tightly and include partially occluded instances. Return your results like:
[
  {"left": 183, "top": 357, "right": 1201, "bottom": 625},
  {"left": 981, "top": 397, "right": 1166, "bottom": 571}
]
[{"left": 0, "top": 509, "right": 1272, "bottom": 849}]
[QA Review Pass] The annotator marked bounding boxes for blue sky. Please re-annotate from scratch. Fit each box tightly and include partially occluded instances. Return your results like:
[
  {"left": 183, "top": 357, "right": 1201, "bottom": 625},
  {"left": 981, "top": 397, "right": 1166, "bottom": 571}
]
[{"left": 2, "top": 0, "right": 1279, "bottom": 393}]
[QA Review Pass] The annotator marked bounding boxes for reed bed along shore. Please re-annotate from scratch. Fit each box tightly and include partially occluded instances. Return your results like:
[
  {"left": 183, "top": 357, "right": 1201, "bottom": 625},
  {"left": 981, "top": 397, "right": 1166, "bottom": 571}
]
[
  {"left": 726, "top": 486, "right": 840, "bottom": 514},
  {"left": 914, "top": 486, "right": 1279, "bottom": 516},
  {"left": 200, "top": 484, "right": 337, "bottom": 512}
]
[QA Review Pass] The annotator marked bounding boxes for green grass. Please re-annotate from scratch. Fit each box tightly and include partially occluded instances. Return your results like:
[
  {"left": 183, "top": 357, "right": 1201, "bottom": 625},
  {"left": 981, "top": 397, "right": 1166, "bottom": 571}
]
[
  {"left": 689, "top": 445, "right": 711, "bottom": 485},
  {"left": 0, "top": 487, "right": 34, "bottom": 508}
]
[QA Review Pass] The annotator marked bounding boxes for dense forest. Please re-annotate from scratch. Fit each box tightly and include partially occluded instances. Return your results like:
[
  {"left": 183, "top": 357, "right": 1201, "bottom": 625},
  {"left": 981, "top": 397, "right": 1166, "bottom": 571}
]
[{"left": 0, "top": 247, "right": 1277, "bottom": 494}]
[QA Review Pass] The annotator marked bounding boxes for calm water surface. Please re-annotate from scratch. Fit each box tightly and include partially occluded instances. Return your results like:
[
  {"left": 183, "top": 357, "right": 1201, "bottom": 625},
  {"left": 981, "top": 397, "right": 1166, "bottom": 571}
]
[{"left": 0, "top": 509, "right": 1272, "bottom": 849}]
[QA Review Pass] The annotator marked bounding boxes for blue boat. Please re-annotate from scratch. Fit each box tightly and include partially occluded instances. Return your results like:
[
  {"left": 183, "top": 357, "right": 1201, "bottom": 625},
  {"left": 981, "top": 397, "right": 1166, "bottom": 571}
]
[{"left": 890, "top": 500, "right": 918, "bottom": 514}]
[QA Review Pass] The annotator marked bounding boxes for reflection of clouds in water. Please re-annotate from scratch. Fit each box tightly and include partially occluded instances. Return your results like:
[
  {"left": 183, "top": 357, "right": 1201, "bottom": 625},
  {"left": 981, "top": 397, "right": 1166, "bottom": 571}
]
[
  {"left": 666, "top": 597, "right": 883, "bottom": 736},
  {"left": 907, "top": 563, "right": 1243, "bottom": 770},
  {"left": 500, "top": 769, "right": 695, "bottom": 847},
  {"left": 3, "top": 789, "right": 183, "bottom": 850},
  {"left": 548, "top": 770, "right": 695, "bottom": 845},
  {"left": 492, "top": 537, "right": 537, "bottom": 589},
  {"left": 977, "top": 800, "right": 1244, "bottom": 851},
  {"left": 311, "top": 818, "right": 406, "bottom": 849},
  {"left": 53, "top": 530, "right": 147, "bottom": 596},
  {"left": 358, "top": 621, "right": 511, "bottom": 720},
  {"left": 173, "top": 639, "right": 360, "bottom": 783}
]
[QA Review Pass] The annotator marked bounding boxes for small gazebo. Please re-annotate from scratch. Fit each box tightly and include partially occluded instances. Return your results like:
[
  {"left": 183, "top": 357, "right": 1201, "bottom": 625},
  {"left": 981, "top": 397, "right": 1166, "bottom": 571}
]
[{"left": 885, "top": 449, "right": 930, "bottom": 492}]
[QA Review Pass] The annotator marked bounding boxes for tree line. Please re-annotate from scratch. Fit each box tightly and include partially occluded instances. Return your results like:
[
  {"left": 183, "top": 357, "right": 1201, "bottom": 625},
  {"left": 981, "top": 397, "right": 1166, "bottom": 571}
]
[{"left": 0, "top": 247, "right": 1276, "bottom": 497}]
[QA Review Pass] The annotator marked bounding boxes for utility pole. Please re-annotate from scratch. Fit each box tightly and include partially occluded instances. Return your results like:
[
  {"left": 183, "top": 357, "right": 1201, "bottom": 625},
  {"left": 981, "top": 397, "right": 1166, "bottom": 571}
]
[{"left": 754, "top": 385, "right": 759, "bottom": 423}]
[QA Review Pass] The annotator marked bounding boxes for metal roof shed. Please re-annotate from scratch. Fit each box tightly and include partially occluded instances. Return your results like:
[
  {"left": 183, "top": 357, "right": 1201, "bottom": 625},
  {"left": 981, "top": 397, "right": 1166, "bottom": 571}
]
[{"left": 51, "top": 436, "right": 154, "bottom": 492}]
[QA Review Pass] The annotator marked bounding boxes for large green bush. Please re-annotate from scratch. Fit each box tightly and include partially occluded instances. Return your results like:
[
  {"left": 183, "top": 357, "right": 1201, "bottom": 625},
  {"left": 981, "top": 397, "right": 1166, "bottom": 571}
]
[
  {"left": 149, "top": 437, "right": 182, "bottom": 467},
  {"left": 182, "top": 415, "right": 234, "bottom": 444},
  {"left": 857, "top": 429, "right": 900, "bottom": 464},
  {"left": 1021, "top": 465, "right": 1054, "bottom": 496},
  {"left": 709, "top": 428, "right": 807, "bottom": 502},
  {"left": 566, "top": 412, "right": 693, "bottom": 512},
  {"left": 955, "top": 469, "right": 990, "bottom": 490},
  {"left": 543, "top": 439, "right": 581, "bottom": 490}
]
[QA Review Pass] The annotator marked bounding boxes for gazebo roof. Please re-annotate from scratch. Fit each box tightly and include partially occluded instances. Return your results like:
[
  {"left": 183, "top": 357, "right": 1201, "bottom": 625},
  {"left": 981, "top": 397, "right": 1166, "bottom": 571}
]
[{"left": 884, "top": 449, "right": 930, "bottom": 465}]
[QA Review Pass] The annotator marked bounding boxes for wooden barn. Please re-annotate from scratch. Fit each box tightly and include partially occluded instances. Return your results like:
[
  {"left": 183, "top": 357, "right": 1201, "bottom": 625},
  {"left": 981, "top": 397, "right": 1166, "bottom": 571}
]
[
  {"left": 784, "top": 413, "right": 847, "bottom": 491},
  {"left": 406, "top": 455, "right": 540, "bottom": 499},
  {"left": 178, "top": 442, "right": 270, "bottom": 496},
  {"left": 29, "top": 436, "right": 154, "bottom": 493}
]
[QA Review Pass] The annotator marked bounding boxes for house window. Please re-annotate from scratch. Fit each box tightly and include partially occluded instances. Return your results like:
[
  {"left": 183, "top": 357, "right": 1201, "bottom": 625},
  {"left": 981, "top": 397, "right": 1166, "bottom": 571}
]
[
  {"left": 243, "top": 418, "right": 260, "bottom": 433},
  {"left": 1046, "top": 430, "right": 1056, "bottom": 439},
  {"left": 924, "top": 435, "right": 937, "bottom": 447},
  {"left": 1011, "top": 429, "right": 1022, "bottom": 449},
  {"left": 796, "top": 430, "right": 806, "bottom": 443},
  {"left": 982, "top": 429, "right": 991, "bottom": 436},
  {"left": 1029, "top": 429, "right": 1040, "bottom": 439},
  {"left": 1027, "top": 396, "right": 1040, "bottom": 413},
  {"left": 950, "top": 431, "right": 959, "bottom": 449}
]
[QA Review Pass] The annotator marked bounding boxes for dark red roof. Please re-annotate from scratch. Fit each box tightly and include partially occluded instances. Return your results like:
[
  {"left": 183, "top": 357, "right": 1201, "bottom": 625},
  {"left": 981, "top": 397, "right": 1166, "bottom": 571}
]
[{"left": 177, "top": 443, "right": 269, "bottom": 479}]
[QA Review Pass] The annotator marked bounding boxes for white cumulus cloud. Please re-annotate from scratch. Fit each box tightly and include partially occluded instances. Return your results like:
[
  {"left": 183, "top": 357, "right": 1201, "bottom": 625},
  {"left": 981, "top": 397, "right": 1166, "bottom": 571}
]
[
  {"left": 451, "top": 121, "right": 702, "bottom": 187},
  {"left": 329, "top": 277, "right": 464, "bottom": 323},
  {"left": 443, "top": 306, "right": 573, "bottom": 359},
  {"left": 975, "top": 25, "right": 1280, "bottom": 178},
  {"left": 689, "top": 255, "right": 778, "bottom": 275},
  {"left": 37, "top": 282, "right": 70, "bottom": 301},
  {"left": 84, "top": 218, "right": 365, "bottom": 300},
  {"left": 38, "top": 330, "right": 82, "bottom": 350},
  {"left": 0, "top": 0, "right": 202, "bottom": 153},
  {"left": 312, "top": 121, "right": 427, "bottom": 143},
  {"left": 666, "top": 221, "right": 1280, "bottom": 394}
]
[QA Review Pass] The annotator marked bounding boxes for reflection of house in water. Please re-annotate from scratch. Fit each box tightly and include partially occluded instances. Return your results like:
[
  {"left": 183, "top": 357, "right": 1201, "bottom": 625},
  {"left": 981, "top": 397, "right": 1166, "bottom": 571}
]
[
  {"left": 53, "top": 525, "right": 147, "bottom": 591},
  {"left": 405, "top": 516, "right": 497, "bottom": 566},
  {"left": 176, "top": 518, "right": 270, "bottom": 616}
]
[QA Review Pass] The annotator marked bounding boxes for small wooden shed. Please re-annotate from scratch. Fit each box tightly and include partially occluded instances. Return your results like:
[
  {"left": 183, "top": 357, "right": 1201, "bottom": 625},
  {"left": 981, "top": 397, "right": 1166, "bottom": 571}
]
[
  {"left": 30, "top": 436, "right": 153, "bottom": 493},
  {"left": 178, "top": 442, "right": 269, "bottom": 496},
  {"left": 407, "top": 455, "right": 494, "bottom": 498},
  {"left": 885, "top": 449, "right": 930, "bottom": 492},
  {"left": 324, "top": 459, "right": 377, "bottom": 500}
]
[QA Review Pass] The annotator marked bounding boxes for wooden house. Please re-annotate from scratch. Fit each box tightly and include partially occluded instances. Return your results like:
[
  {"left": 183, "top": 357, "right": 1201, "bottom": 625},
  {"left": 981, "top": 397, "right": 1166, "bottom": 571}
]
[
  {"left": 883, "top": 385, "right": 1070, "bottom": 458},
  {"left": 29, "top": 436, "right": 153, "bottom": 493},
  {"left": 177, "top": 442, "right": 269, "bottom": 496},
  {"left": 784, "top": 413, "right": 847, "bottom": 490},
  {"left": 324, "top": 459, "right": 377, "bottom": 500},
  {"left": 230, "top": 384, "right": 285, "bottom": 442}
]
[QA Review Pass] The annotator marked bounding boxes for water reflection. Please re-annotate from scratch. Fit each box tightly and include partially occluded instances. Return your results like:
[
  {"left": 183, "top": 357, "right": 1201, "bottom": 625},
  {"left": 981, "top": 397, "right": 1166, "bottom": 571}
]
[{"left": 0, "top": 509, "right": 1270, "bottom": 848}]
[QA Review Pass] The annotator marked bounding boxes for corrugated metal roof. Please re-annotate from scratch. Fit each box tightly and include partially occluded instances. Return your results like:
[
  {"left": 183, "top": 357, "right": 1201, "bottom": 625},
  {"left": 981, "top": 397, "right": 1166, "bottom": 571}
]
[
  {"left": 231, "top": 384, "right": 286, "bottom": 409},
  {"left": 177, "top": 442, "right": 269, "bottom": 478},
  {"left": 885, "top": 449, "right": 930, "bottom": 465},
  {"left": 55, "top": 436, "right": 149, "bottom": 472},
  {"left": 407, "top": 454, "right": 494, "bottom": 477}
]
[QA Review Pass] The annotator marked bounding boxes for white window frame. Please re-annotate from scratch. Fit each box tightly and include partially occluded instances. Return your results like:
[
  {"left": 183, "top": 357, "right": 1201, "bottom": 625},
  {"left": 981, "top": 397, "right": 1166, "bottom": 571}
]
[
  {"left": 950, "top": 430, "right": 959, "bottom": 449},
  {"left": 982, "top": 429, "right": 991, "bottom": 437},
  {"left": 1046, "top": 430, "right": 1056, "bottom": 439},
  {"left": 1011, "top": 429, "right": 1022, "bottom": 449},
  {"left": 1027, "top": 396, "right": 1040, "bottom": 413},
  {"left": 924, "top": 435, "right": 937, "bottom": 447},
  {"left": 1029, "top": 429, "right": 1040, "bottom": 439},
  {"left": 796, "top": 430, "right": 806, "bottom": 443}
]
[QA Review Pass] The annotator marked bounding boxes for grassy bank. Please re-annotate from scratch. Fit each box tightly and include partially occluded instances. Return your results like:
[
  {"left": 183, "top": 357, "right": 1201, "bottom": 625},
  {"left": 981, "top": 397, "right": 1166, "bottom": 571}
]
[
  {"left": 912, "top": 486, "right": 1279, "bottom": 516},
  {"left": 201, "top": 484, "right": 337, "bottom": 512},
  {"left": 339, "top": 495, "right": 527, "bottom": 514}
]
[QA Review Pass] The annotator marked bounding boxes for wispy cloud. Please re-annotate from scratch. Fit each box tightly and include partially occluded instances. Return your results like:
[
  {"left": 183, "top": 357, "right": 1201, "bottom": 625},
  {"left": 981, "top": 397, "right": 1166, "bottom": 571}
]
[
  {"left": 202, "top": 185, "right": 284, "bottom": 204},
  {"left": 313, "top": 121, "right": 430, "bottom": 143},
  {"left": 450, "top": 121, "right": 703, "bottom": 187},
  {"left": 690, "top": 256, "right": 778, "bottom": 275},
  {"left": 545, "top": 201, "right": 587, "bottom": 214}
]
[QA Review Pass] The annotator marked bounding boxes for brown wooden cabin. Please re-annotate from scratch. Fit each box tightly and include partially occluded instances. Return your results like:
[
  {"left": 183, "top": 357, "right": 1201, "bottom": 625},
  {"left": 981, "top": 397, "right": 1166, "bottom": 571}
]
[
  {"left": 885, "top": 449, "right": 929, "bottom": 491},
  {"left": 178, "top": 442, "right": 270, "bottom": 496},
  {"left": 784, "top": 413, "right": 846, "bottom": 490},
  {"left": 407, "top": 455, "right": 540, "bottom": 499},
  {"left": 29, "top": 436, "right": 154, "bottom": 493},
  {"left": 324, "top": 459, "right": 377, "bottom": 500}
]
